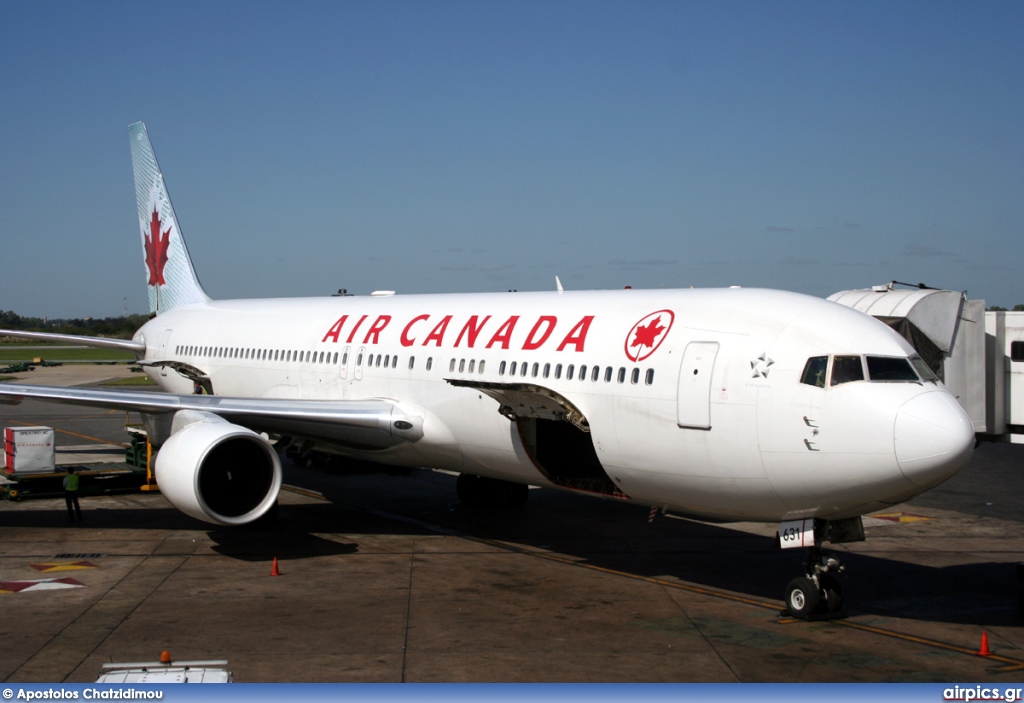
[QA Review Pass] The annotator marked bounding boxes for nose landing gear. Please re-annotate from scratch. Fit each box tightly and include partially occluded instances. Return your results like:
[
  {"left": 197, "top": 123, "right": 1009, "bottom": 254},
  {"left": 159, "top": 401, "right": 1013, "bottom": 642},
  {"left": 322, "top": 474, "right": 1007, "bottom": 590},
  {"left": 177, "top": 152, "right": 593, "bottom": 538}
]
[
  {"left": 779, "top": 516, "right": 863, "bottom": 620},
  {"left": 784, "top": 547, "right": 845, "bottom": 620}
]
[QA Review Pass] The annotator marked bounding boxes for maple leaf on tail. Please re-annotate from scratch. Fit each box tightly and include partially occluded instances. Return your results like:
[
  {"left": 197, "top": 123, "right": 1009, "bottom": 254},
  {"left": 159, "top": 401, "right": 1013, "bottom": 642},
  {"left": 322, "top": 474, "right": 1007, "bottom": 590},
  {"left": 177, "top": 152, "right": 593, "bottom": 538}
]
[
  {"left": 631, "top": 317, "right": 666, "bottom": 352},
  {"left": 145, "top": 209, "right": 171, "bottom": 286}
]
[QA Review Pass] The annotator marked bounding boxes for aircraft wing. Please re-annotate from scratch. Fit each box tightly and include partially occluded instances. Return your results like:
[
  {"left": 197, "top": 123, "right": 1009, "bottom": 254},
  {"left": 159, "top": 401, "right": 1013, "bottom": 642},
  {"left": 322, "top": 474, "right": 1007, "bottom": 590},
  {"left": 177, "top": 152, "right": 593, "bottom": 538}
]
[
  {"left": 0, "top": 383, "right": 422, "bottom": 449},
  {"left": 0, "top": 329, "right": 146, "bottom": 354}
]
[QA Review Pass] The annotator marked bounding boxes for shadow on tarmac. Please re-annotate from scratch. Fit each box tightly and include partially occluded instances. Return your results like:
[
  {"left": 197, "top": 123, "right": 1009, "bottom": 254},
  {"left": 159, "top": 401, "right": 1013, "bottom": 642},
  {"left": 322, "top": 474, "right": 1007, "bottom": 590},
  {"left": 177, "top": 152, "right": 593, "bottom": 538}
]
[{"left": 2, "top": 451, "right": 1020, "bottom": 629}]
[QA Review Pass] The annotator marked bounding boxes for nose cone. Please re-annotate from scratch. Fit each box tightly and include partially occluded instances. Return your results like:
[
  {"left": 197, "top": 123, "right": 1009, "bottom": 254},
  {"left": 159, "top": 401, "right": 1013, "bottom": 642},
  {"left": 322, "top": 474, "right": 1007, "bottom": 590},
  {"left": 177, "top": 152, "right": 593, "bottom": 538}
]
[{"left": 894, "top": 391, "right": 974, "bottom": 488}]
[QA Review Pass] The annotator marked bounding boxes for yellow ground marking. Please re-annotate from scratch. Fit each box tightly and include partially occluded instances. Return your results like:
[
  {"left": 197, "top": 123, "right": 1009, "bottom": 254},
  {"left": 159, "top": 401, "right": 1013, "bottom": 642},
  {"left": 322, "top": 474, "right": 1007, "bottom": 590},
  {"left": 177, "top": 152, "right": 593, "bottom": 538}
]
[
  {"left": 31, "top": 561, "right": 98, "bottom": 573},
  {"left": 870, "top": 512, "right": 933, "bottom": 523}
]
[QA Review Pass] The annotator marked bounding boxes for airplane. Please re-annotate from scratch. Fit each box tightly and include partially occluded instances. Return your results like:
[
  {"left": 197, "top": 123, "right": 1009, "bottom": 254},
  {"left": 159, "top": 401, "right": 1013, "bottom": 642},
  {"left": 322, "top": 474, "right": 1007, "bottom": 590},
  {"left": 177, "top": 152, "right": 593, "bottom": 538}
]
[{"left": 0, "top": 123, "right": 975, "bottom": 619}]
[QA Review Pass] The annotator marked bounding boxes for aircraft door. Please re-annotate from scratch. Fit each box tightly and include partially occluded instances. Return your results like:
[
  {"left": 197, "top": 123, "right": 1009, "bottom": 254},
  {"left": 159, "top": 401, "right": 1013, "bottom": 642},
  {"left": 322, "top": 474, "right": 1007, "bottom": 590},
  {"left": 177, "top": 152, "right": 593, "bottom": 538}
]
[
  {"left": 157, "top": 329, "right": 173, "bottom": 377},
  {"left": 339, "top": 345, "right": 351, "bottom": 380},
  {"left": 677, "top": 341, "right": 719, "bottom": 429},
  {"left": 354, "top": 346, "right": 365, "bottom": 380}
]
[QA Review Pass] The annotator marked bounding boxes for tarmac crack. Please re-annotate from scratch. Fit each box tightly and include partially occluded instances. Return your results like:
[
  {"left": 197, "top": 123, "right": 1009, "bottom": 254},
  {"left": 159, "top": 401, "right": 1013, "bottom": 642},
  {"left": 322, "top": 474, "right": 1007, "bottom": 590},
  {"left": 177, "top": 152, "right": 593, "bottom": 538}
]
[{"left": 400, "top": 550, "right": 415, "bottom": 683}]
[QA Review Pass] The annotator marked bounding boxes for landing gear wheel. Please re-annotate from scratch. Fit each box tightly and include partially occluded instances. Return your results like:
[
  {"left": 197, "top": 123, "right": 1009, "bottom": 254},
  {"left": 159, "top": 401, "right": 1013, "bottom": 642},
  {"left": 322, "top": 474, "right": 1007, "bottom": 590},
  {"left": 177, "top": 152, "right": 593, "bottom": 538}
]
[{"left": 785, "top": 576, "right": 820, "bottom": 619}]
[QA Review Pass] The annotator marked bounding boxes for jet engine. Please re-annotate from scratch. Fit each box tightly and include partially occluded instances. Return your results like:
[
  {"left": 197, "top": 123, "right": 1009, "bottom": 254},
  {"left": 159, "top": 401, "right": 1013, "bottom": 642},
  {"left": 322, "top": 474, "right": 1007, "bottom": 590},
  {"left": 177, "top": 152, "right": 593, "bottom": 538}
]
[{"left": 154, "top": 411, "right": 282, "bottom": 526}]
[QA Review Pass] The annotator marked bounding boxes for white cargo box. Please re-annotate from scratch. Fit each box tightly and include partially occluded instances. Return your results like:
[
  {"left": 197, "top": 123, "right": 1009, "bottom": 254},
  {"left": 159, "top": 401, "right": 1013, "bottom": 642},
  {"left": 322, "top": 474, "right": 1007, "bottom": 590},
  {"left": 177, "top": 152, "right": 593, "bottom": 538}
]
[
  {"left": 96, "top": 660, "right": 232, "bottom": 683},
  {"left": 3, "top": 426, "right": 55, "bottom": 475}
]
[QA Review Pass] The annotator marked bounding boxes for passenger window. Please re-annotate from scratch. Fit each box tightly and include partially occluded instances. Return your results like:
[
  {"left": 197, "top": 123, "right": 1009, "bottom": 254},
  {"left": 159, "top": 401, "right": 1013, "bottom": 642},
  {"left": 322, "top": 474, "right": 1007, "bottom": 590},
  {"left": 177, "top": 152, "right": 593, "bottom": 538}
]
[
  {"left": 800, "top": 356, "right": 828, "bottom": 388},
  {"left": 543, "top": 363, "right": 550, "bottom": 378},
  {"left": 579, "top": 364, "right": 587, "bottom": 380},
  {"left": 356, "top": 353, "right": 363, "bottom": 366},
  {"left": 591, "top": 366, "right": 600, "bottom": 382},
  {"left": 645, "top": 369, "right": 655, "bottom": 385},
  {"left": 479, "top": 360, "right": 485, "bottom": 374},
  {"left": 567, "top": 364, "right": 574, "bottom": 380},
  {"left": 617, "top": 367, "right": 626, "bottom": 384},
  {"left": 521, "top": 362, "right": 528, "bottom": 377},
  {"left": 555, "top": 364, "right": 562, "bottom": 379},
  {"left": 409, "top": 356, "right": 415, "bottom": 370},
  {"left": 831, "top": 356, "right": 864, "bottom": 386},
  {"left": 867, "top": 356, "right": 919, "bottom": 382},
  {"left": 604, "top": 367, "right": 613, "bottom": 382},
  {"left": 631, "top": 368, "right": 639, "bottom": 384},
  {"left": 469, "top": 360, "right": 475, "bottom": 373},
  {"left": 499, "top": 361, "right": 507, "bottom": 376},
  {"left": 426, "top": 357, "right": 433, "bottom": 371},
  {"left": 510, "top": 361, "right": 517, "bottom": 375},
  {"left": 459, "top": 359, "right": 466, "bottom": 373},
  {"left": 450, "top": 359, "right": 457, "bottom": 373},
  {"left": 531, "top": 363, "right": 539, "bottom": 378}
]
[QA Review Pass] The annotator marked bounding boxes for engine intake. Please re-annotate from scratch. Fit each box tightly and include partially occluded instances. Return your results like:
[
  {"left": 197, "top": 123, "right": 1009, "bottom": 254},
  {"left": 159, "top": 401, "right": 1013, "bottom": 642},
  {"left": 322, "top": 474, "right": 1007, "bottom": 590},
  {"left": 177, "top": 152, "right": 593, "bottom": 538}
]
[{"left": 155, "top": 412, "right": 282, "bottom": 526}]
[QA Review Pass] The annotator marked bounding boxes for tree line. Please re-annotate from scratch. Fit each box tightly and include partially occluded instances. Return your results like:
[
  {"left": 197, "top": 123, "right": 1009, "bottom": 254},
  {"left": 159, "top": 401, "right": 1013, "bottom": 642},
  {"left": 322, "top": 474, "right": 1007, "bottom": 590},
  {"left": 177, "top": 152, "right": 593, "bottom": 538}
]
[{"left": 0, "top": 310, "right": 150, "bottom": 340}]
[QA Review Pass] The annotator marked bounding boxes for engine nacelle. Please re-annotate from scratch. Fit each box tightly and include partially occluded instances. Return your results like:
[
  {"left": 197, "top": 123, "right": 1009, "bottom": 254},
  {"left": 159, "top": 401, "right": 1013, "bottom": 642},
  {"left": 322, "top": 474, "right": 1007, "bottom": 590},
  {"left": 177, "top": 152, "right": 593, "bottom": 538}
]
[{"left": 155, "top": 412, "right": 282, "bottom": 526}]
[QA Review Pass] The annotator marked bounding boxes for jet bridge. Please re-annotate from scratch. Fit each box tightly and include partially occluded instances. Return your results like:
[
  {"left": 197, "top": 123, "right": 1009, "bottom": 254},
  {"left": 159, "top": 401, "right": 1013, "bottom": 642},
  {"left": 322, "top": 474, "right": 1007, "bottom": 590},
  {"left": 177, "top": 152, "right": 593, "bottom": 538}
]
[{"left": 829, "top": 284, "right": 1024, "bottom": 443}]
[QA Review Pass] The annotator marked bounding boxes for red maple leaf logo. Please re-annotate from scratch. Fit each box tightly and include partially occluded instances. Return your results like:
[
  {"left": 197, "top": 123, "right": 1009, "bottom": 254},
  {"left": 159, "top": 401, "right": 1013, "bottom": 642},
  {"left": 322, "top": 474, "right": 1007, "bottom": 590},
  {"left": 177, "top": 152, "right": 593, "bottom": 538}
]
[
  {"left": 145, "top": 209, "right": 171, "bottom": 286},
  {"left": 631, "top": 317, "right": 666, "bottom": 351},
  {"left": 624, "top": 310, "right": 674, "bottom": 362}
]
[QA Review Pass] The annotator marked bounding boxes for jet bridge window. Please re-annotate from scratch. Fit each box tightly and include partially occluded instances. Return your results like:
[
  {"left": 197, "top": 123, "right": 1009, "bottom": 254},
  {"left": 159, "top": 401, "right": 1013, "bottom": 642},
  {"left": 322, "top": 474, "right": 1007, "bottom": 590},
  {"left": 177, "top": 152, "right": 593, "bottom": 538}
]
[
  {"left": 831, "top": 356, "right": 864, "bottom": 386},
  {"left": 1012, "top": 341, "right": 1024, "bottom": 362},
  {"left": 866, "top": 356, "right": 919, "bottom": 382},
  {"left": 800, "top": 356, "right": 828, "bottom": 388}
]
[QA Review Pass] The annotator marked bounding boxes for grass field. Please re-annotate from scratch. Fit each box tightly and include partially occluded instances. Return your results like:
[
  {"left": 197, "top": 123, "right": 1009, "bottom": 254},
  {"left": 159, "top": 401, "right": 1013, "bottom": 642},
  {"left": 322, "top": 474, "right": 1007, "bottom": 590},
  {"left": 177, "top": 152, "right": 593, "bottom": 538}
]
[
  {"left": 0, "top": 345, "right": 136, "bottom": 363},
  {"left": 100, "top": 375, "right": 158, "bottom": 386}
]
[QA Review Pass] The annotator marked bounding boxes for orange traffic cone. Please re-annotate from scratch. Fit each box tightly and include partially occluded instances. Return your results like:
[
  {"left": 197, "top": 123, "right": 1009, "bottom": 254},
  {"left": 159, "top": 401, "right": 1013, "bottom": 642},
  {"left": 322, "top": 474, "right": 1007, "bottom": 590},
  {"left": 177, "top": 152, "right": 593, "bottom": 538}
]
[
  {"left": 270, "top": 557, "right": 281, "bottom": 577},
  {"left": 978, "top": 630, "right": 992, "bottom": 656}
]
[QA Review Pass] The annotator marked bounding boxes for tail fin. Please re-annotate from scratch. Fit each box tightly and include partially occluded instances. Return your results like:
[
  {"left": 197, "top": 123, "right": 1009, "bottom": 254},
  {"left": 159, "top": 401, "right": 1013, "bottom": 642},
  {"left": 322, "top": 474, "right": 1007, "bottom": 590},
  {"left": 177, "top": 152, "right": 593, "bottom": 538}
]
[{"left": 129, "top": 122, "right": 210, "bottom": 315}]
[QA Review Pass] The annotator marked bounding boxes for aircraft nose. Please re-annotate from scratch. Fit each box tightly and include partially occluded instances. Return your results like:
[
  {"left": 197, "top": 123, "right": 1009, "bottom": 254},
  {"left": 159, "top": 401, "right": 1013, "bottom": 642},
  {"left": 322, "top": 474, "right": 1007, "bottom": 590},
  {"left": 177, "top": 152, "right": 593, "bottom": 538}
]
[{"left": 894, "top": 391, "right": 974, "bottom": 487}]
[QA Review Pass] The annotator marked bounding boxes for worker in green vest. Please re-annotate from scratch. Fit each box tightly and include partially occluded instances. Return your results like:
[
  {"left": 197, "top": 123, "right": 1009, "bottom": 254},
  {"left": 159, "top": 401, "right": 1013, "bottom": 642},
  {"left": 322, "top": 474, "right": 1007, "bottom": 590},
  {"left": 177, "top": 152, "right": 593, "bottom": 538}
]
[{"left": 63, "top": 467, "right": 83, "bottom": 522}]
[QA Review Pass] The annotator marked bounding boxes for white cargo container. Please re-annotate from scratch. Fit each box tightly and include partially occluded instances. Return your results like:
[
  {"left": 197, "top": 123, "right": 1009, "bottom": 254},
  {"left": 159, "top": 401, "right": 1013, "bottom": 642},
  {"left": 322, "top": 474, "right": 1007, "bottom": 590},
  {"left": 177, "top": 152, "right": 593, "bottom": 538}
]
[
  {"left": 3, "top": 426, "right": 56, "bottom": 474},
  {"left": 96, "top": 652, "right": 231, "bottom": 683}
]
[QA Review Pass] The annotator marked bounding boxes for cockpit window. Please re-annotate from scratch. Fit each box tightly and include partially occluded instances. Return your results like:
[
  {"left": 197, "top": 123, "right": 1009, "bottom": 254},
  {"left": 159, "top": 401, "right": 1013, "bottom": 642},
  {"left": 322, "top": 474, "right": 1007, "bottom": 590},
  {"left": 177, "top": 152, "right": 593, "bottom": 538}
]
[
  {"left": 831, "top": 356, "right": 865, "bottom": 386},
  {"left": 800, "top": 356, "right": 828, "bottom": 388},
  {"left": 866, "top": 356, "right": 919, "bottom": 382},
  {"left": 909, "top": 354, "right": 939, "bottom": 382}
]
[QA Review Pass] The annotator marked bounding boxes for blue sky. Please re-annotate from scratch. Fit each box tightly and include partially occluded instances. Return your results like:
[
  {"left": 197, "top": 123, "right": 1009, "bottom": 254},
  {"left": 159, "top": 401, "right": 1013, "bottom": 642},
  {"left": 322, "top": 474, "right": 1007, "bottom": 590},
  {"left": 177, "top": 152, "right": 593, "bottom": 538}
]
[{"left": 1, "top": 1, "right": 1021, "bottom": 318}]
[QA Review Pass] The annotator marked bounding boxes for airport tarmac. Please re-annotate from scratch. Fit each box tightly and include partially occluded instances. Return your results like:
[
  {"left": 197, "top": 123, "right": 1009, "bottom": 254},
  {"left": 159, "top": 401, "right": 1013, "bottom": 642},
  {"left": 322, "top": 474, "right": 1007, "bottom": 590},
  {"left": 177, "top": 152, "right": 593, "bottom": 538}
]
[{"left": 1, "top": 365, "right": 1023, "bottom": 683}]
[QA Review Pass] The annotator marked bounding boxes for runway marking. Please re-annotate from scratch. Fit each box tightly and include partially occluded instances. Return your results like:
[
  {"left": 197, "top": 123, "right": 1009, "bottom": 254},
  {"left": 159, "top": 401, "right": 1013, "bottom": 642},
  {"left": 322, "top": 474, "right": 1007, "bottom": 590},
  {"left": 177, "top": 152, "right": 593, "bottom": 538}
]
[
  {"left": 283, "top": 485, "right": 325, "bottom": 500},
  {"left": 838, "top": 620, "right": 1024, "bottom": 668},
  {"left": 869, "top": 512, "right": 933, "bottom": 524},
  {"left": 0, "top": 577, "right": 85, "bottom": 594},
  {"left": 31, "top": 561, "right": 99, "bottom": 573}
]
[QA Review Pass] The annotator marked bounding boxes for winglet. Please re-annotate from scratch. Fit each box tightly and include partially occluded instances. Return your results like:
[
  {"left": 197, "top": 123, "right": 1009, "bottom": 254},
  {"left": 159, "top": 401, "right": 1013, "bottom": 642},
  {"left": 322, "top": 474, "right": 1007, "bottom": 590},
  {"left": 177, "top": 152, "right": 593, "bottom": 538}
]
[{"left": 129, "top": 122, "right": 210, "bottom": 315}]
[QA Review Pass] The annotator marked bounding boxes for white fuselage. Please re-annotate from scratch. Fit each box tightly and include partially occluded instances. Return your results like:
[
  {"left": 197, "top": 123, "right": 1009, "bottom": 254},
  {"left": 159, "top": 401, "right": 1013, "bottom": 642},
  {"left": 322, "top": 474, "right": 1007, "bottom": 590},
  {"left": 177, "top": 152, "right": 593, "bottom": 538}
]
[{"left": 137, "top": 286, "right": 974, "bottom": 523}]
